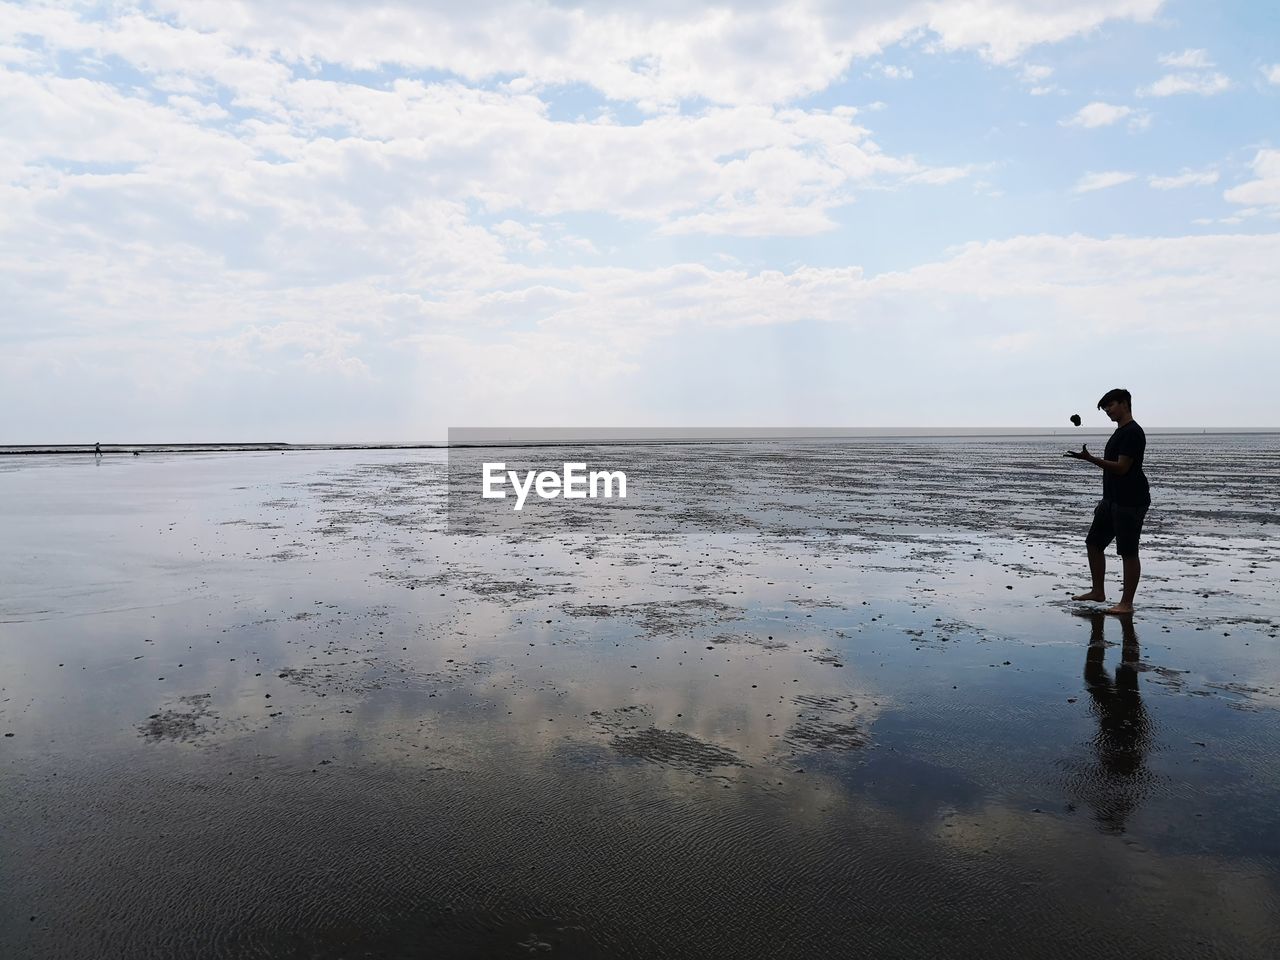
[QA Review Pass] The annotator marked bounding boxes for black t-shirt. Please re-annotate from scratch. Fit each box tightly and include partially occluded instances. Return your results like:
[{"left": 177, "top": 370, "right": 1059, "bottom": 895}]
[{"left": 1103, "top": 420, "right": 1150, "bottom": 508}]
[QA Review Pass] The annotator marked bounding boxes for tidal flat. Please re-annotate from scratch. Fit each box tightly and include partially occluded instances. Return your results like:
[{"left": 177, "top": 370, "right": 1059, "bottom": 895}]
[{"left": 2, "top": 436, "right": 1279, "bottom": 959}]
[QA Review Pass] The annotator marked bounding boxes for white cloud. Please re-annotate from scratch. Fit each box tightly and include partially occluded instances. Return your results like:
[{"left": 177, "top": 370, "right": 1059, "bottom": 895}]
[
  {"left": 4, "top": 0, "right": 1168, "bottom": 109},
  {"left": 1140, "top": 72, "right": 1231, "bottom": 97},
  {"left": 1148, "top": 169, "right": 1218, "bottom": 190},
  {"left": 0, "top": 71, "right": 238, "bottom": 167},
  {"left": 916, "top": 0, "right": 1164, "bottom": 65},
  {"left": 902, "top": 164, "right": 978, "bottom": 186},
  {"left": 0, "top": 42, "right": 39, "bottom": 66},
  {"left": 0, "top": 62, "right": 969, "bottom": 240},
  {"left": 166, "top": 94, "right": 229, "bottom": 121},
  {"left": 562, "top": 235, "right": 600, "bottom": 256},
  {"left": 1019, "top": 63, "right": 1057, "bottom": 94},
  {"left": 9, "top": 0, "right": 1280, "bottom": 436},
  {"left": 877, "top": 64, "right": 913, "bottom": 80},
  {"left": 1224, "top": 150, "right": 1280, "bottom": 208},
  {"left": 865, "top": 233, "right": 1280, "bottom": 342},
  {"left": 8, "top": 228, "right": 1279, "bottom": 436},
  {"left": 1264, "top": 64, "right": 1280, "bottom": 85},
  {"left": 492, "top": 219, "right": 549, "bottom": 254},
  {"left": 1073, "top": 171, "right": 1135, "bottom": 193},
  {"left": 1158, "top": 48, "right": 1211, "bottom": 69},
  {"left": 1061, "top": 101, "right": 1131, "bottom": 128}
]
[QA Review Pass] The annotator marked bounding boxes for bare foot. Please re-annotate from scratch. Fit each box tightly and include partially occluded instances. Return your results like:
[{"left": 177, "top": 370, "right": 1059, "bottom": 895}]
[
  {"left": 1072, "top": 591, "right": 1106, "bottom": 602},
  {"left": 1104, "top": 603, "right": 1134, "bottom": 616}
]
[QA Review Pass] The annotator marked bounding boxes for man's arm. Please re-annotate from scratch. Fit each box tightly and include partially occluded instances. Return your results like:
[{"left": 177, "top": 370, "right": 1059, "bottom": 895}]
[
  {"left": 1064, "top": 445, "right": 1133, "bottom": 475},
  {"left": 1095, "top": 453, "right": 1133, "bottom": 475}
]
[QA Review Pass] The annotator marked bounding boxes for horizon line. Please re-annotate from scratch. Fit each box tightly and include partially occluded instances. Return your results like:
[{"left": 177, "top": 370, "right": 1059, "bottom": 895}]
[{"left": 4, "top": 426, "right": 1279, "bottom": 455}]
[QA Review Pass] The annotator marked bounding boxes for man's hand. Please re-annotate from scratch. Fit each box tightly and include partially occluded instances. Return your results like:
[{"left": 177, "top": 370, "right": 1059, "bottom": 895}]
[{"left": 1064, "top": 444, "right": 1092, "bottom": 461}]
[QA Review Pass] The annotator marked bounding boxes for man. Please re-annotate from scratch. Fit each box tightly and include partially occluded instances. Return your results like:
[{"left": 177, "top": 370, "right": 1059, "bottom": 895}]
[{"left": 1065, "top": 388, "right": 1151, "bottom": 615}]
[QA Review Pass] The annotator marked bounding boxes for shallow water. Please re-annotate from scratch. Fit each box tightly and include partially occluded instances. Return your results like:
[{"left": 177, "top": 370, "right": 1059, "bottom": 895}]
[{"left": 2, "top": 437, "right": 1279, "bottom": 958}]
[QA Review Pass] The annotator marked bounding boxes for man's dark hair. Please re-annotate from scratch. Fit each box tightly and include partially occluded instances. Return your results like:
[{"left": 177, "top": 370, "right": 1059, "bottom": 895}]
[{"left": 1097, "top": 388, "right": 1132, "bottom": 410}]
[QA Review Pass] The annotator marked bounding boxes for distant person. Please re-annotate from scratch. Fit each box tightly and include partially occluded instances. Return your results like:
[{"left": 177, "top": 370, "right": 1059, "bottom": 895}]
[
  {"left": 1065, "top": 388, "right": 1151, "bottom": 615},
  {"left": 94, "top": 442, "right": 101, "bottom": 458}
]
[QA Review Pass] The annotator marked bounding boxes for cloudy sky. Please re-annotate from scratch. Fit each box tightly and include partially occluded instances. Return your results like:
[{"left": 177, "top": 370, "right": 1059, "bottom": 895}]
[{"left": 2, "top": 0, "right": 1278, "bottom": 440}]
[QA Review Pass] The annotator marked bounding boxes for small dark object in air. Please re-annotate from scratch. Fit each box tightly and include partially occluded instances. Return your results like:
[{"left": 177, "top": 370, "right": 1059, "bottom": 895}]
[{"left": 1070, "top": 414, "right": 1082, "bottom": 426}]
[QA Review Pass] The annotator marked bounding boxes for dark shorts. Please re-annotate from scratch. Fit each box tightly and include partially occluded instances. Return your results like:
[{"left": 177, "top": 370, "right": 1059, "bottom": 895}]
[{"left": 1086, "top": 499, "right": 1147, "bottom": 557}]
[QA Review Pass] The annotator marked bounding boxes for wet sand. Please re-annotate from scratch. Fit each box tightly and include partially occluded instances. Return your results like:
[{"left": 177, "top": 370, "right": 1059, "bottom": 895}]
[{"left": 2, "top": 437, "right": 1279, "bottom": 958}]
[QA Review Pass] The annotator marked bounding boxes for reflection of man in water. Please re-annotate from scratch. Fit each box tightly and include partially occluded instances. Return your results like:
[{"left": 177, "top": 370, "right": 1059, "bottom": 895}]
[
  {"left": 1072, "top": 611, "right": 1153, "bottom": 834},
  {"left": 1066, "top": 388, "right": 1151, "bottom": 615}
]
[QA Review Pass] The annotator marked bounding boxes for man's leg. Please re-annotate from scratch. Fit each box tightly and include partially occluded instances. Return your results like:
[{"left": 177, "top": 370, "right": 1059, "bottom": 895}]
[
  {"left": 1073, "top": 544, "right": 1107, "bottom": 601},
  {"left": 1074, "top": 501, "right": 1112, "bottom": 601},
  {"left": 1106, "top": 556, "right": 1140, "bottom": 615},
  {"left": 1105, "top": 506, "right": 1145, "bottom": 615}
]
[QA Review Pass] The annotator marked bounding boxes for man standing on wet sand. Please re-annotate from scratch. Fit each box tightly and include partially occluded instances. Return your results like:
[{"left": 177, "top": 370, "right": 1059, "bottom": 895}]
[{"left": 1065, "top": 388, "right": 1151, "bottom": 615}]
